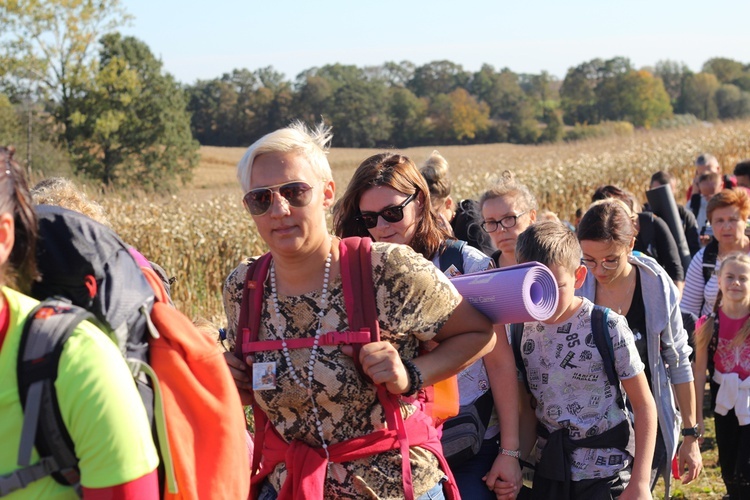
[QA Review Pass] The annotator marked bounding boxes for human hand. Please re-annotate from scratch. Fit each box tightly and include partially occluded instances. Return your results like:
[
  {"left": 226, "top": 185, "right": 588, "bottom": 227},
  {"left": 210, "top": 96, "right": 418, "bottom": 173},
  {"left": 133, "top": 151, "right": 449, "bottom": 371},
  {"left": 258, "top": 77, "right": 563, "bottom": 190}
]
[
  {"left": 678, "top": 437, "right": 703, "bottom": 484},
  {"left": 342, "top": 341, "right": 410, "bottom": 394},
  {"left": 483, "top": 453, "right": 521, "bottom": 499},
  {"left": 223, "top": 351, "right": 253, "bottom": 405},
  {"left": 619, "top": 479, "right": 651, "bottom": 500}
]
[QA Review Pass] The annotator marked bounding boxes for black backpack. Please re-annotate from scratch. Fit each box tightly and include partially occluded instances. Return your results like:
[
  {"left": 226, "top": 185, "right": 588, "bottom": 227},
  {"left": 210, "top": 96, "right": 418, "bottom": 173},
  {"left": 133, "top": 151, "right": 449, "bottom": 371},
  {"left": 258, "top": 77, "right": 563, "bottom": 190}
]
[
  {"left": 9, "top": 205, "right": 159, "bottom": 494},
  {"left": 451, "top": 199, "right": 494, "bottom": 256}
]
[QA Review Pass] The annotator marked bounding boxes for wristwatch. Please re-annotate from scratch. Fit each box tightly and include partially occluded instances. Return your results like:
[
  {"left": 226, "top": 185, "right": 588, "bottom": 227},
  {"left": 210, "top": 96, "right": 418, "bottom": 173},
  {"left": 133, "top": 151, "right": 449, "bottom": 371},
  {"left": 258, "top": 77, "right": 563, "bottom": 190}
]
[
  {"left": 499, "top": 448, "right": 521, "bottom": 459},
  {"left": 681, "top": 425, "right": 702, "bottom": 439}
]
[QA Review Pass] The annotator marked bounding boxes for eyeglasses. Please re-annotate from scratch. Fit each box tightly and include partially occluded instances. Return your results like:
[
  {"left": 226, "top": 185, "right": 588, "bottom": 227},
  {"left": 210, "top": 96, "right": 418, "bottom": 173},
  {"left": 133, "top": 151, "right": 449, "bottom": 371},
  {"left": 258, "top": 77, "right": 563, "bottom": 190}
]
[
  {"left": 481, "top": 211, "right": 528, "bottom": 233},
  {"left": 581, "top": 254, "right": 624, "bottom": 270},
  {"left": 242, "top": 181, "right": 314, "bottom": 215},
  {"left": 356, "top": 193, "right": 416, "bottom": 229}
]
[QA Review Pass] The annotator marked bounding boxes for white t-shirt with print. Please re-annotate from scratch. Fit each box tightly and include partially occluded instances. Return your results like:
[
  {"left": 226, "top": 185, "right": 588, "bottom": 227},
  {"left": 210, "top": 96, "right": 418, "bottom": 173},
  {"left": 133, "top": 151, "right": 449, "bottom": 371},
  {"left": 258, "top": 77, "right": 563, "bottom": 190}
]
[{"left": 519, "top": 297, "right": 645, "bottom": 481}]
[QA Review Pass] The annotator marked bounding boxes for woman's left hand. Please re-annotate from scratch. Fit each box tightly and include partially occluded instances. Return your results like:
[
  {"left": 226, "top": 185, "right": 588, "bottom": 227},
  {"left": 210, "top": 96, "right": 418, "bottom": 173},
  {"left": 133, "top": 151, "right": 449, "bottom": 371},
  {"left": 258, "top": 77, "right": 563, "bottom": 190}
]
[{"left": 342, "top": 341, "right": 410, "bottom": 394}]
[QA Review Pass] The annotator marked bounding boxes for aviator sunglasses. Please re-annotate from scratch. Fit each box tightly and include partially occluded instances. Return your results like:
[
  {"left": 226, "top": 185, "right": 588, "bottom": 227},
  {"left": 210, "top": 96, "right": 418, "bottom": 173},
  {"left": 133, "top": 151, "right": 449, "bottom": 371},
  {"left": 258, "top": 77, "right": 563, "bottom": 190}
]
[
  {"left": 242, "top": 181, "right": 314, "bottom": 215},
  {"left": 356, "top": 193, "right": 416, "bottom": 229}
]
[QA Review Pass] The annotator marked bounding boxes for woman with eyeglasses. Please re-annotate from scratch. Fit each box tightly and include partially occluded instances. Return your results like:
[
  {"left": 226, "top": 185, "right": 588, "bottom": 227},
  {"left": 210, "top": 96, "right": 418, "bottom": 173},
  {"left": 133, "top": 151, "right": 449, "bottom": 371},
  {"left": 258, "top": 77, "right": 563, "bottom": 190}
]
[
  {"left": 576, "top": 198, "right": 701, "bottom": 497},
  {"left": 222, "top": 125, "right": 496, "bottom": 500},
  {"left": 334, "top": 152, "right": 522, "bottom": 500},
  {"left": 478, "top": 171, "right": 538, "bottom": 269},
  {"left": 680, "top": 189, "right": 750, "bottom": 319}
]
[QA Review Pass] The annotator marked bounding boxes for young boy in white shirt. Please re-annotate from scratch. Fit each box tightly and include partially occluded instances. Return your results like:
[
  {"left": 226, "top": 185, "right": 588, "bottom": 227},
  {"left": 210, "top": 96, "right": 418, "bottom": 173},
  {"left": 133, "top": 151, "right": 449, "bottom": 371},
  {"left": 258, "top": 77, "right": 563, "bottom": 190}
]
[{"left": 512, "top": 221, "right": 657, "bottom": 500}]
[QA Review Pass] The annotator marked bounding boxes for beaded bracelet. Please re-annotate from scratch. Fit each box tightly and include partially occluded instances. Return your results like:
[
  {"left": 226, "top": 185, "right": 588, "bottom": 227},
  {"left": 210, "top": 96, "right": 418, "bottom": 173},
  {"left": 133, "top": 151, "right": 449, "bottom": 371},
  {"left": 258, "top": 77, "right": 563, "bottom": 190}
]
[{"left": 401, "top": 358, "right": 424, "bottom": 397}]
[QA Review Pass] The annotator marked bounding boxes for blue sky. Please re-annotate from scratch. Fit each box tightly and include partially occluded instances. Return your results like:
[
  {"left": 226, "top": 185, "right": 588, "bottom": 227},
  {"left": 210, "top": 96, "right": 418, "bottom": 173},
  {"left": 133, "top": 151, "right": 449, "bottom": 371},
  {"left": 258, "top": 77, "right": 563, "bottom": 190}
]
[{"left": 122, "top": 0, "right": 750, "bottom": 85}]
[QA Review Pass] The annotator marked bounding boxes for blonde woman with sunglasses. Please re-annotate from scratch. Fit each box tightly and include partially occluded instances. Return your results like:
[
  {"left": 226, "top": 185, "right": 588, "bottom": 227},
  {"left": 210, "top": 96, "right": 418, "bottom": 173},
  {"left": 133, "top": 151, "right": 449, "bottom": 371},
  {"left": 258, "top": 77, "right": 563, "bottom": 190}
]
[{"left": 222, "top": 124, "right": 494, "bottom": 500}]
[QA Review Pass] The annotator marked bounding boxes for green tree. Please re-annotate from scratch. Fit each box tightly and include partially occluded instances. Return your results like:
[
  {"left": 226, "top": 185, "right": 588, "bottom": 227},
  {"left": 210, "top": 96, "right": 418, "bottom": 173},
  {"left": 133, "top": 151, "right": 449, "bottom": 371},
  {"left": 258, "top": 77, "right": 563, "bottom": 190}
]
[
  {"left": 560, "top": 60, "right": 601, "bottom": 125},
  {"left": 0, "top": 0, "right": 129, "bottom": 147},
  {"left": 654, "top": 60, "right": 692, "bottom": 108},
  {"left": 715, "top": 84, "right": 750, "bottom": 119},
  {"left": 680, "top": 72, "right": 721, "bottom": 120},
  {"left": 329, "top": 79, "right": 391, "bottom": 148},
  {"left": 408, "top": 60, "right": 470, "bottom": 98},
  {"left": 186, "top": 78, "right": 239, "bottom": 146},
  {"left": 67, "top": 33, "right": 198, "bottom": 188},
  {"left": 471, "top": 65, "right": 526, "bottom": 120},
  {"left": 703, "top": 58, "right": 745, "bottom": 84},
  {"left": 507, "top": 100, "right": 540, "bottom": 144},
  {"left": 538, "top": 108, "right": 564, "bottom": 143},
  {"left": 597, "top": 70, "right": 672, "bottom": 127},
  {"left": 388, "top": 87, "right": 428, "bottom": 147}
]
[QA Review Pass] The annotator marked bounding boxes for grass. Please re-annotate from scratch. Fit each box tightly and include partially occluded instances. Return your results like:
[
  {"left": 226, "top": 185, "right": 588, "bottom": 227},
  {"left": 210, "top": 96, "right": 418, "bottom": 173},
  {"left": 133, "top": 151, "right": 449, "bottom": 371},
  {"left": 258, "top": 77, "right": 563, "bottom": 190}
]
[{"left": 654, "top": 386, "right": 726, "bottom": 499}]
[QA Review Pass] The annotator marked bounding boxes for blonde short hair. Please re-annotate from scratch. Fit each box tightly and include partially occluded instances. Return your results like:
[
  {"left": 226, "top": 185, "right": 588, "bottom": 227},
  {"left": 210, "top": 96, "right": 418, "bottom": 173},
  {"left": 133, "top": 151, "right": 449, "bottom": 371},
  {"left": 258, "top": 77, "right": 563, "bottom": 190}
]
[{"left": 236, "top": 121, "right": 333, "bottom": 193}]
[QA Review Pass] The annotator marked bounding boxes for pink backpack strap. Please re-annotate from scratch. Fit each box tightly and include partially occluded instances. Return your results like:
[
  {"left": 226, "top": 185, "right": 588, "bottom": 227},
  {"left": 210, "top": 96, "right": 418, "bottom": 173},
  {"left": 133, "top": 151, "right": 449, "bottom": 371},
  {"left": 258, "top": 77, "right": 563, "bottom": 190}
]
[
  {"left": 339, "top": 237, "right": 417, "bottom": 499},
  {"left": 235, "top": 253, "right": 273, "bottom": 360}
]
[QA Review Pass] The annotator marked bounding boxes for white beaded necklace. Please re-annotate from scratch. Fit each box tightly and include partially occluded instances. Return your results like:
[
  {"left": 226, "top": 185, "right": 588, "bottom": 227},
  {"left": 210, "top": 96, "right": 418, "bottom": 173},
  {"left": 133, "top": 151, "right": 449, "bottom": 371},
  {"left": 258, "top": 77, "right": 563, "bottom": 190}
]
[{"left": 269, "top": 242, "right": 332, "bottom": 460}]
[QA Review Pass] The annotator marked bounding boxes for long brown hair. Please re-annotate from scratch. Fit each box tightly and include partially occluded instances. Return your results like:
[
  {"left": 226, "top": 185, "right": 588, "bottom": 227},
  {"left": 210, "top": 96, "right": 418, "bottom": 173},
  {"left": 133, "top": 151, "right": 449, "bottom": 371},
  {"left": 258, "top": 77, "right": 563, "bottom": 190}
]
[
  {"left": 333, "top": 152, "right": 451, "bottom": 259},
  {"left": 695, "top": 252, "right": 750, "bottom": 352},
  {"left": 0, "top": 146, "right": 38, "bottom": 291}
]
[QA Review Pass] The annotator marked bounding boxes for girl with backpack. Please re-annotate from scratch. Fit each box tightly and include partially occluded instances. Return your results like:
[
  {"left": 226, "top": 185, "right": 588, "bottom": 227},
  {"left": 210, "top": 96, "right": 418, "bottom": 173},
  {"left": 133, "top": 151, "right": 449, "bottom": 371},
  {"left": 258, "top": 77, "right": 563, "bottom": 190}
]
[
  {"left": 0, "top": 146, "right": 159, "bottom": 498},
  {"left": 334, "top": 152, "right": 522, "bottom": 500},
  {"left": 576, "top": 199, "right": 701, "bottom": 497},
  {"left": 222, "top": 124, "right": 494, "bottom": 500},
  {"left": 693, "top": 252, "right": 750, "bottom": 499}
]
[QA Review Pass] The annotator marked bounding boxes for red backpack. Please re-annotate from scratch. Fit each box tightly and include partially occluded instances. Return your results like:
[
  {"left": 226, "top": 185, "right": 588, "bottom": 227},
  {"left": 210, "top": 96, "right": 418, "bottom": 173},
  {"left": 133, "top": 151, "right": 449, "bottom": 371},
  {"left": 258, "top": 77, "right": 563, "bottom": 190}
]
[{"left": 235, "top": 237, "right": 459, "bottom": 500}]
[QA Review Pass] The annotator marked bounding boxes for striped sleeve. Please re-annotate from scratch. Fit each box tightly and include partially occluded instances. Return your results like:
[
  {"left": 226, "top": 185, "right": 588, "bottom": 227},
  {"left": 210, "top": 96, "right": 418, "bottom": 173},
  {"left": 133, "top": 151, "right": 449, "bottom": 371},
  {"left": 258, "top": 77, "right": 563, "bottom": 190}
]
[{"left": 680, "top": 247, "right": 707, "bottom": 317}]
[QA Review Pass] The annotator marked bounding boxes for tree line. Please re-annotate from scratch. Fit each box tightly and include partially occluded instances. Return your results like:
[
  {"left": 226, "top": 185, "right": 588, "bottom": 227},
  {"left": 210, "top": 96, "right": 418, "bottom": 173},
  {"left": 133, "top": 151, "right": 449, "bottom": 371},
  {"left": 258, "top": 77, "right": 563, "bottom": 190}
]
[
  {"left": 186, "top": 56, "right": 750, "bottom": 149},
  {"left": 1, "top": 1, "right": 749, "bottom": 188}
]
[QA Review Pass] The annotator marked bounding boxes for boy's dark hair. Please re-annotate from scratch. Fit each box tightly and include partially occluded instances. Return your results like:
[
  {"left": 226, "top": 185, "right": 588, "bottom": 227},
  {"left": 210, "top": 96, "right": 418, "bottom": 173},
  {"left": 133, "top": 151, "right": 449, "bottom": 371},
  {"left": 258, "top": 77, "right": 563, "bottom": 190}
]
[
  {"left": 516, "top": 220, "right": 581, "bottom": 273},
  {"left": 734, "top": 160, "right": 750, "bottom": 178}
]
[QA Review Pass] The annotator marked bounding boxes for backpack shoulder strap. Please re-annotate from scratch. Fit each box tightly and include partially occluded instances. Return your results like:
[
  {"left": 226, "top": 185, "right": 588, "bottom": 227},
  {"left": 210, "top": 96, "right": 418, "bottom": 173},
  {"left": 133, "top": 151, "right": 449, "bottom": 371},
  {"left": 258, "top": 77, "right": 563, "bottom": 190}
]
[
  {"left": 591, "top": 306, "right": 617, "bottom": 387},
  {"left": 510, "top": 323, "right": 530, "bottom": 394},
  {"left": 703, "top": 239, "right": 719, "bottom": 285},
  {"left": 591, "top": 306, "right": 626, "bottom": 410},
  {"left": 438, "top": 239, "right": 466, "bottom": 275},
  {"left": 340, "top": 237, "right": 380, "bottom": 377},
  {"left": 340, "top": 236, "right": 420, "bottom": 499},
  {"left": 13, "top": 300, "right": 94, "bottom": 494},
  {"left": 707, "top": 313, "right": 720, "bottom": 374},
  {"left": 235, "top": 254, "right": 272, "bottom": 359},
  {"left": 689, "top": 193, "right": 701, "bottom": 216}
]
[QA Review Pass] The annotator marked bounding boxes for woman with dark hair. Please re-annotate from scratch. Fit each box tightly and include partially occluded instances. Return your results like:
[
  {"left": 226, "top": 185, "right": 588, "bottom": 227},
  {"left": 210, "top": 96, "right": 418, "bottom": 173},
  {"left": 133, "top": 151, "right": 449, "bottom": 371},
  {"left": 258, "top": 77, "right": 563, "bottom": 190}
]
[
  {"left": 0, "top": 146, "right": 159, "bottom": 498},
  {"left": 576, "top": 198, "right": 701, "bottom": 497},
  {"left": 592, "top": 185, "right": 684, "bottom": 293},
  {"left": 334, "top": 152, "right": 521, "bottom": 500}
]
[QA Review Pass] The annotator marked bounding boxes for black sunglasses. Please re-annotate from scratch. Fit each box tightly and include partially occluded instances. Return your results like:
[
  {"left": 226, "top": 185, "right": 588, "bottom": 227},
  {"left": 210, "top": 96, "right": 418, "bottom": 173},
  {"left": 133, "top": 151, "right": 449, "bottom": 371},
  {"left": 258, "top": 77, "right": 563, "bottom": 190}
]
[
  {"left": 356, "top": 193, "right": 416, "bottom": 229},
  {"left": 242, "top": 181, "right": 314, "bottom": 215}
]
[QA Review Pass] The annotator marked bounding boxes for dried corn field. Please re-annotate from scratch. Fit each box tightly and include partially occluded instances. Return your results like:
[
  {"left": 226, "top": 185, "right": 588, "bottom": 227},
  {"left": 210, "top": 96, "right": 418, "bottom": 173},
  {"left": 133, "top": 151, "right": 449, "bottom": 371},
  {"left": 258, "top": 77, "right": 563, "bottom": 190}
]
[{"left": 98, "top": 120, "right": 750, "bottom": 327}]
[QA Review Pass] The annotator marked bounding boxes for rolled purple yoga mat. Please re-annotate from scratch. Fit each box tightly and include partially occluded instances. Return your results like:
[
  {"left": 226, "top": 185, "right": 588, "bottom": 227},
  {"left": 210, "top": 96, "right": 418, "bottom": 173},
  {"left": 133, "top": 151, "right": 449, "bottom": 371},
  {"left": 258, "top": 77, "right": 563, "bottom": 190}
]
[{"left": 450, "top": 262, "right": 559, "bottom": 324}]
